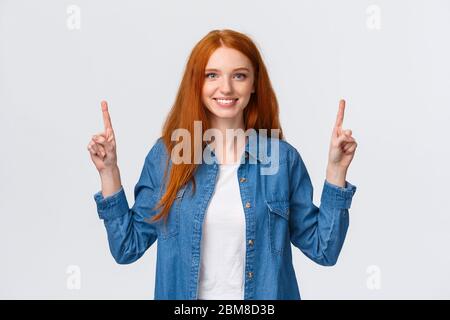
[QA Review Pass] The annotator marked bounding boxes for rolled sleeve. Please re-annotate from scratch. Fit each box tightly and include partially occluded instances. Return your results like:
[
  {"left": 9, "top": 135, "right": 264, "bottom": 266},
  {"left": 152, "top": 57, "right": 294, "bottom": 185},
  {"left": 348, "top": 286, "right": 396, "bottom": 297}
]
[
  {"left": 321, "top": 180, "right": 357, "bottom": 209},
  {"left": 93, "top": 186, "right": 130, "bottom": 220}
]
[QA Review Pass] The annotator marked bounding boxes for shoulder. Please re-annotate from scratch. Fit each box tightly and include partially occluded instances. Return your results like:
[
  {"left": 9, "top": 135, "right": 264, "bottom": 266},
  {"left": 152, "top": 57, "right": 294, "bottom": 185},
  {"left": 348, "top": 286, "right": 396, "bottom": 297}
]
[
  {"left": 145, "top": 137, "right": 168, "bottom": 160},
  {"left": 143, "top": 137, "right": 170, "bottom": 174},
  {"left": 263, "top": 136, "right": 303, "bottom": 166},
  {"left": 279, "top": 139, "right": 300, "bottom": 158}
]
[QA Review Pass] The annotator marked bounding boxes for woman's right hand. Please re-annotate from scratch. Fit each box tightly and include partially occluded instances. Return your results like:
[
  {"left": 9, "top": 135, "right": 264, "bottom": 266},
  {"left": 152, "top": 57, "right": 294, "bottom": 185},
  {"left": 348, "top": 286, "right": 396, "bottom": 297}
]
[{"left": 87, "top": 100, "right": 118, "bottom": 174}]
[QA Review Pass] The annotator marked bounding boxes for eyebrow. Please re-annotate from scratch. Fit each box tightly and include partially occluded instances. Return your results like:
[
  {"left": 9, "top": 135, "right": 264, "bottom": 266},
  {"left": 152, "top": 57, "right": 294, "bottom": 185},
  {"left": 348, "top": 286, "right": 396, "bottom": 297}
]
[{"left": 205, "top": 67, "right": 250, "bottom": 72}]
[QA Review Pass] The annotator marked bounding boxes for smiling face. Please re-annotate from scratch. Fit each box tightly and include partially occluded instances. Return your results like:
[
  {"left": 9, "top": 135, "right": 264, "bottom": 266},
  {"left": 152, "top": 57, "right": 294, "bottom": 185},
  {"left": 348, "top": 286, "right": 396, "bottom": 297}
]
[{"left": 202, "top": 46, "right": 255, "bottom": 124}]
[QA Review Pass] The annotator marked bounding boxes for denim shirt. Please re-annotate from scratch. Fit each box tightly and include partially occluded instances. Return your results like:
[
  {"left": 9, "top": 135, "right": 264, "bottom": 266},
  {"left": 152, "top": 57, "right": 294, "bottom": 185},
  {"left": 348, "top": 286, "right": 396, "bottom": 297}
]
[{"left": 93, "top": 133, "right": 357, "bottom": 300}]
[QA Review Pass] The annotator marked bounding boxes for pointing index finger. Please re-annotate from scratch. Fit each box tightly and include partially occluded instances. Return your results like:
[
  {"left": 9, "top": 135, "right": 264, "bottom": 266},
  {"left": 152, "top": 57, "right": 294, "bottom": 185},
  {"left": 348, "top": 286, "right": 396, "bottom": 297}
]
[
  {"left": 101, "top": 100, "right": 113, "bottom": 131},
  {"left": 335, "top": 99, "right": 346, "bottom": 129}
]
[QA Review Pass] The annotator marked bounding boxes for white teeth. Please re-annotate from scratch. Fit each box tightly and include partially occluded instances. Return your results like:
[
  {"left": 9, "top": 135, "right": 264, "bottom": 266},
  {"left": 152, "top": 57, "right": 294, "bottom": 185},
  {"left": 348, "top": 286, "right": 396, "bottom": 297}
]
[{"left": 215, "top": 99, "right": 236, "bottom": 104}]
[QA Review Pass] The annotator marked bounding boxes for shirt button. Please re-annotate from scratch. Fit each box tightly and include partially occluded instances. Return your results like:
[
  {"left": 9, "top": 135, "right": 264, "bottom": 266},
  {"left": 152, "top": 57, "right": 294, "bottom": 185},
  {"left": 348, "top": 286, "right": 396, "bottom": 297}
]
[
  {"left": 248, "top": 239, "right": 254, "bottom": 246},
  {"left": 248, "top": 271, "right": 253, "bottom": 279},
  {"left": 240, "top": 177, "right": 247, "bottom": 183},
  {"left": 245, "top": 202, "right": 251, "bottom": 208}
]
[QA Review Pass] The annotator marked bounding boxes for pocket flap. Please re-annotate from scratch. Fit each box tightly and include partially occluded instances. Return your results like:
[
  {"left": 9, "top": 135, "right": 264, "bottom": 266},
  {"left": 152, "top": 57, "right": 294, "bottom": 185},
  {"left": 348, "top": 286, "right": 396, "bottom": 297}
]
[{"left": 266, "top": 200, "right": 290, "bottom": 220}]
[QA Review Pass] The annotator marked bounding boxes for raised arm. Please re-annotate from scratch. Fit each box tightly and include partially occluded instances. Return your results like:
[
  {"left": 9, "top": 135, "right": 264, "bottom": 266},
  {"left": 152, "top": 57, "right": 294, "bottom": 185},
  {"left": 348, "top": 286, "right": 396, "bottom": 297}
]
[{"left": 88, "top": 100, "right": 162, "bottom": 264}]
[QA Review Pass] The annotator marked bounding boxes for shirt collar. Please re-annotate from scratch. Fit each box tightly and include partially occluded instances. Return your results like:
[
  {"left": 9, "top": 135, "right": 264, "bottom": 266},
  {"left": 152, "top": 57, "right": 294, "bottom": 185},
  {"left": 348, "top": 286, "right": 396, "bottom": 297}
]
[{"left": 204, "top": 130, "right": 268, "bottom": 164}]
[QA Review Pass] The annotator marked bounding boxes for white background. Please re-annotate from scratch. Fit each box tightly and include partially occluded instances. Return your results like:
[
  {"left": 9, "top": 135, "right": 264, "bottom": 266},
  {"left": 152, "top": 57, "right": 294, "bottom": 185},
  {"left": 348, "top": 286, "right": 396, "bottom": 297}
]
[{"left": 1, "top": 0, "right": 449, "bottom": 299}]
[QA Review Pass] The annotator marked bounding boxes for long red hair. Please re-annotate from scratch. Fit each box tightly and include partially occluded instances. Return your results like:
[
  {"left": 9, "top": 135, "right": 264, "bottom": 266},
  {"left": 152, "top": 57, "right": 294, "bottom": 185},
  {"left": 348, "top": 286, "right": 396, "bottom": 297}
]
[{"left": 151, "top": 29, "right": 284, "bottom": 223}]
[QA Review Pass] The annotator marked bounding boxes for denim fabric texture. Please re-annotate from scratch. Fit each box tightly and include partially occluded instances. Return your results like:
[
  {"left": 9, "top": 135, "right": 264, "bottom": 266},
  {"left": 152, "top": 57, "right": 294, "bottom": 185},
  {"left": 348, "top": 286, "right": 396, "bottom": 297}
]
[{"left": 94, "top": 133, "right": 357, "bottom": 300}]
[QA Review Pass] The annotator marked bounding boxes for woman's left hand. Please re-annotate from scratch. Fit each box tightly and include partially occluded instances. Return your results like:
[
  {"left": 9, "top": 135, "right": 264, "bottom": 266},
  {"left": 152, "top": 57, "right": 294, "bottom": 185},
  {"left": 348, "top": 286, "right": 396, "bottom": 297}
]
[{"left": 328, "top": 99, "right": 358, "bottom": 169}]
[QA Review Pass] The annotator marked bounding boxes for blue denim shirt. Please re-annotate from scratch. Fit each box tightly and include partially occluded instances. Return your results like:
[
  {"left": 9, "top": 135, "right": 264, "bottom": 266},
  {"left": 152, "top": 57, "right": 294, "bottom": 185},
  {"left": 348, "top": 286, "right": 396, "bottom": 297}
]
[{"left": 93, "top": 134, "right": 357, "bottom": 300}]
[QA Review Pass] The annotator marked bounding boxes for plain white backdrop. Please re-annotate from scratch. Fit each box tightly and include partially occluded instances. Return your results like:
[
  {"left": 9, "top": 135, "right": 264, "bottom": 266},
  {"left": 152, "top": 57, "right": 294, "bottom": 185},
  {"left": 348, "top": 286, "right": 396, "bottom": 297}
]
[{"left": 1, "top": 0, "right": 449, "bottom": 299}]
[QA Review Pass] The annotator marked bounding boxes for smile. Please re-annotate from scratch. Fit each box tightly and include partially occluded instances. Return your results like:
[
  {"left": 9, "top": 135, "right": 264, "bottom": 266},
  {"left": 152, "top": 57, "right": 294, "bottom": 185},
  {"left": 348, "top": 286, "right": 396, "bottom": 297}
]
[{"left": 213, "top": 98, "right": 239, "bottom": 107}]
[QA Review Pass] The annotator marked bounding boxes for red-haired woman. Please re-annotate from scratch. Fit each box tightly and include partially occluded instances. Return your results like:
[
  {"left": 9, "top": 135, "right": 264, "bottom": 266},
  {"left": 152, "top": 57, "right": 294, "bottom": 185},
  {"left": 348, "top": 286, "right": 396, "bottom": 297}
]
[{"left": 87, "top": 29, "right": 357, "bottom": 300}]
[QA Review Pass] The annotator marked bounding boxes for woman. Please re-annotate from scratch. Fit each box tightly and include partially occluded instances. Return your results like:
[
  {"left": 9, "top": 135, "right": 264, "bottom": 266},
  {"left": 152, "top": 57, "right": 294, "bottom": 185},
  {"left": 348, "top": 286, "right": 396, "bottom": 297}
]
[{"left": 87, "top": 29, "right": 357, "bottom": 300}]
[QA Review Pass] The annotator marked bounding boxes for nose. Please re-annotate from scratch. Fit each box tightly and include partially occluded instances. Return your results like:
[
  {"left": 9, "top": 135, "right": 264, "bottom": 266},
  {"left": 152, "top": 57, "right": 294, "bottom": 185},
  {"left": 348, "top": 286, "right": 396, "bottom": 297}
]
[{"left": 219, "top": 75, "right": 233, "bottom": 95}]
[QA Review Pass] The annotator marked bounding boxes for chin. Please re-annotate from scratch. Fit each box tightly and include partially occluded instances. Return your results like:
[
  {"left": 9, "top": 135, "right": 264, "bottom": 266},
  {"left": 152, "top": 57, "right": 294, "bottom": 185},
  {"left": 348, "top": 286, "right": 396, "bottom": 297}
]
[{"left": 206, "top": 106, "right": 243, "bottom": 120}]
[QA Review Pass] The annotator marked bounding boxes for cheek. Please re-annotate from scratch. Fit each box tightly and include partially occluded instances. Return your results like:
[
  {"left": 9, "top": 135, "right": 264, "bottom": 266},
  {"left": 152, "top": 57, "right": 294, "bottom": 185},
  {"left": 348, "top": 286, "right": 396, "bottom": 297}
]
[
  {"left": 237, "top": 80, "right": 254, "bottom": 93},
  {"left": 201, "top": 86, "right": 214, "bottom": 110},
  {"left": 202, "top": 83, "right": 215, "bottom": 97},
  {"left": 235, "top": 87, "right": 253, "bottom": 100}
]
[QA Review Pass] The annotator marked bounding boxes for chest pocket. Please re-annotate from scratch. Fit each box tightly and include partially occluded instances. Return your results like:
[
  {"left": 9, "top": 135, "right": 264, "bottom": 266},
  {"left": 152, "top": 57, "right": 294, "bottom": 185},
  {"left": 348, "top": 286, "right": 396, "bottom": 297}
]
[
  {"left": 266, "top": 200, "right": 290, "bottom": 255},
  {"left": 159, "top": 185, "right": 186, "bottom": 240}
]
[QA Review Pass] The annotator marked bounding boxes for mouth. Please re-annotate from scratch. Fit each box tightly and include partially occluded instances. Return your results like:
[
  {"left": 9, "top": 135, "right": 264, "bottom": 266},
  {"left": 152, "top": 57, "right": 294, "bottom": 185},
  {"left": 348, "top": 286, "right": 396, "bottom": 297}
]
[{"left": 213, "top": 98, "right": 239, "bottom": 107}]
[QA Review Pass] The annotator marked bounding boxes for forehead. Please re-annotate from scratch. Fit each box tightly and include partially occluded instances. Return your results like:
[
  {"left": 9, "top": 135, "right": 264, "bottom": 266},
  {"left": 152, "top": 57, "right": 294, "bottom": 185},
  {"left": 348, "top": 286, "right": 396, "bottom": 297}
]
[{"left": 205, "top": 46, "right": 253, "bottom": 72}]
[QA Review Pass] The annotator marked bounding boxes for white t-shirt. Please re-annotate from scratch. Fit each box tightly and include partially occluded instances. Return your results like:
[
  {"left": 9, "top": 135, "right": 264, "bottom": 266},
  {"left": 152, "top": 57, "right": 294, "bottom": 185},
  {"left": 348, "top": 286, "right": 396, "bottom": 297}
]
[{"left": 197, "top": 163, "right": 246, "bottom": 300}]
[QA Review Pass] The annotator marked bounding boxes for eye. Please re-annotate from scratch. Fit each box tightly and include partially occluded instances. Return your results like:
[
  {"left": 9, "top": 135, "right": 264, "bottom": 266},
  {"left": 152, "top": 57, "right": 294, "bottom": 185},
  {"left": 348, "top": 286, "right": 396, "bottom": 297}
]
[
  {"left": 205, "top": 72, "right": 217, "bottom": 79},
  {"left": 234, "top": 73, "right": 247, "bottom": 80}
]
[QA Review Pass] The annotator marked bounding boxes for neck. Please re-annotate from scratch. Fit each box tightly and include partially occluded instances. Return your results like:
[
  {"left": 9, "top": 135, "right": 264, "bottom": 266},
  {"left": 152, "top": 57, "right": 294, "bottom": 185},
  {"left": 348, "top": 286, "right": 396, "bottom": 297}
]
[
  {"left": 209, "top": 115, "right": 247, "bottom": 164},
  {"left": 209, "top": 113, "right": 245, "bottom": 135}
]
